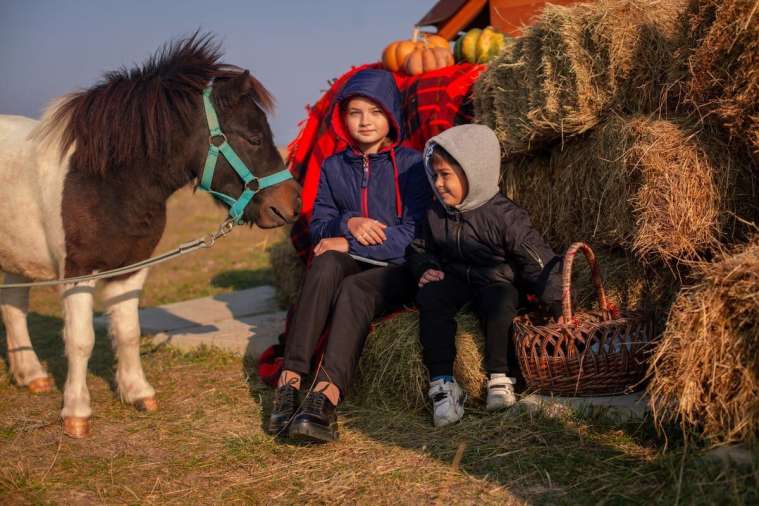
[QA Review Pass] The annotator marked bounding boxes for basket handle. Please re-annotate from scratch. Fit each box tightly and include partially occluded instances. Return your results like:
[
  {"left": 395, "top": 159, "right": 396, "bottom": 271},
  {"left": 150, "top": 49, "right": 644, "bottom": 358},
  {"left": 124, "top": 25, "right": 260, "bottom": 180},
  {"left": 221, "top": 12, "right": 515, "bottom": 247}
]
[{"left": 561, "top": 242, "right": 610, "bottom": 322}]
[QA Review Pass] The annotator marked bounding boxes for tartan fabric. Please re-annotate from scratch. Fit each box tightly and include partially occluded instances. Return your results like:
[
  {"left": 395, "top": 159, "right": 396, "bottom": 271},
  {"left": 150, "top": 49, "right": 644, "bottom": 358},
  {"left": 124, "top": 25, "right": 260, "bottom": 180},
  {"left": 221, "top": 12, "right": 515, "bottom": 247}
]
[{"left": 286, "top": 62, "right": 485, "bottom": 262}]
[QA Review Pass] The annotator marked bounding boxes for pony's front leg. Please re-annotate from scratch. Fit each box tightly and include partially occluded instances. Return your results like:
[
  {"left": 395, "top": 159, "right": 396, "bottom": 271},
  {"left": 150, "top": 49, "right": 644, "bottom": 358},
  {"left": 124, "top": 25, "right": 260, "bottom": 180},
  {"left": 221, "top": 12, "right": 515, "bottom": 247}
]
[
  {"left": 60, "top": 280, "right": 96, "bottom": 438},
  {"left": 1, "top": 273, "right": 54, "bottom": 393},
  {"left": 100, "top": 269, "right": 156, "bottom": 412}
]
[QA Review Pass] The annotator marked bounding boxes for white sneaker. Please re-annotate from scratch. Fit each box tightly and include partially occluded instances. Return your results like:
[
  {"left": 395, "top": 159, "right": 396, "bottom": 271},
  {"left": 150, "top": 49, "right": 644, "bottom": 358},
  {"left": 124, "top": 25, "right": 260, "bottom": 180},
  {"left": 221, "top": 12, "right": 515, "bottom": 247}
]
[
  {"left": 428, "top": 378, "right": 466, "bottom": 427},
  {"left": 486, "top": 374, "right": 517, "bottom": 411}
]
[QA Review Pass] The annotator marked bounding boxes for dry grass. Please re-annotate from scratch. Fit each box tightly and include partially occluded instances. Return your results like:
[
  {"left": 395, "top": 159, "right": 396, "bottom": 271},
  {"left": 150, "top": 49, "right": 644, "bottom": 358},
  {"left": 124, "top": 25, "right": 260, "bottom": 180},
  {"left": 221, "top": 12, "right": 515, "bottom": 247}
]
[
  {"left": 647, "top": 239, "right": 759, "bottom": 446},
  {"left": 267, "top": 236, "right": 305, "bottom": 308},
  {"left": 474, "top": 0, "right": 686, "bottom": 157},
  {"left": 504, "top": 115, "right": 757, "bottom": 265}
]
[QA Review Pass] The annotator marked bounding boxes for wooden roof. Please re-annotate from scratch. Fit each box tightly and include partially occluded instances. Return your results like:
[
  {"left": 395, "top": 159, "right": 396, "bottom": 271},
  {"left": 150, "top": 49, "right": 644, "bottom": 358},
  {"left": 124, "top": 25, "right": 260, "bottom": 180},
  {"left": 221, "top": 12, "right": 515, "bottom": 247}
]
[{"left": 417, "top": 0, "right": 584, "bottom": 39}]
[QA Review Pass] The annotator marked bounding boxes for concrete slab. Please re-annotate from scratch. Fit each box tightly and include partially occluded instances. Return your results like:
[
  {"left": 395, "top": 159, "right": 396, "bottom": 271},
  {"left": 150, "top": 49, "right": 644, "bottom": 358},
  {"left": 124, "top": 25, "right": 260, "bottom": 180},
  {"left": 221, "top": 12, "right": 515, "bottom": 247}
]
[
  {"left": 518, "top": 391, "right": 648, "bottom": 421},
  {"left": 151, "top": 311, "right": 286, "bottom": 361},
  {"left": 95, "top": 285, "right": 279, "bottom": 334},
  {"left": 704, "top": 445, "right": 755, "bottom": 467}
]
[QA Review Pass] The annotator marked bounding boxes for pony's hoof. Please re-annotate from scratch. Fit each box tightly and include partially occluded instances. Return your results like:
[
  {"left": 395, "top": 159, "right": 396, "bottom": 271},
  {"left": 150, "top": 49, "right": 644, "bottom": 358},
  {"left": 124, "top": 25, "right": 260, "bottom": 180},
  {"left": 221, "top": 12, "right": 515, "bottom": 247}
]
[
  {"left": 62, "top": 416, "right": 91, "bottom": 438},
  {"left": 27, "top": 376, "right": 54, "bottom": 394},
  {"left": 134, "top": 397, "right": 158, "bottom": 412}
]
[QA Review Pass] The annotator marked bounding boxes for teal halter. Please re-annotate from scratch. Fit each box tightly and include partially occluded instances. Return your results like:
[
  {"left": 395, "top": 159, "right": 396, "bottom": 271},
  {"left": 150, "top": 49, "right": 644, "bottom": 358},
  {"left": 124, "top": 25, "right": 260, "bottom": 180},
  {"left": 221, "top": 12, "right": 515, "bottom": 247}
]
[{"left": 199, "top": 86, "right": 293, "bottom": 224}]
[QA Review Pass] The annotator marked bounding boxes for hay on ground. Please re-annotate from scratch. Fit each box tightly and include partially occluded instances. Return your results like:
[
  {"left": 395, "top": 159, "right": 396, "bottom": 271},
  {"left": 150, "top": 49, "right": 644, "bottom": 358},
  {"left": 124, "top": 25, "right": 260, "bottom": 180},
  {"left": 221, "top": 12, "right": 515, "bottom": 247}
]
[
  {"left": 503, "top": 115, "right": 757, "bottom": 265},
  {"left": 474, "top": 0, "right": 686, "bottom": 157},
  {"left": 647, "top": 239, "right": 759, "bottom": 446},
  {"left": 267, "top": 238, "right": 305, "bottom": 308}
]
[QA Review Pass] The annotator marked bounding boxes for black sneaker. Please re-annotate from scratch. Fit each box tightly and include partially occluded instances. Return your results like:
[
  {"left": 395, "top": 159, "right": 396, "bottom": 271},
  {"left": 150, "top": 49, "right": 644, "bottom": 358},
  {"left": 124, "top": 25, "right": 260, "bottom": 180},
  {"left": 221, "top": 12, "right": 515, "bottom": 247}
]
[
  {"left": 288, "top": 390, "right": 338, "bottom": 443},
  {"left": 266, "top": 381, "right": 298, "bottom": 436}
]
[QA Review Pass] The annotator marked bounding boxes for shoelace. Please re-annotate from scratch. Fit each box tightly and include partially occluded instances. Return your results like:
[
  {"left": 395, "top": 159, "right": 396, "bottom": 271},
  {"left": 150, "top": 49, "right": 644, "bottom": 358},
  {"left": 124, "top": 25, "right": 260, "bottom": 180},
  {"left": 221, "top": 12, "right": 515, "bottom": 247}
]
[
  {"left": 433, "top": 392, "right": 448, "bottom": 403},
  {"left": 303, "top": 389, "right": 327, "bottom": 414},
  {"left": 275, "top": 379, "right": 298, "bottom": 410}
]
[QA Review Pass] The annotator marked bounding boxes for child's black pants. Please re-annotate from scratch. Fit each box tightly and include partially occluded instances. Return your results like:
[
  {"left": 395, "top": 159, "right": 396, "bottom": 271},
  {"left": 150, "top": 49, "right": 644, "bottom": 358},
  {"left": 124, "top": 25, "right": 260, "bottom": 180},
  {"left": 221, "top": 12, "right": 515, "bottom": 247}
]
[
  {"left": 283, "top": 250, "right": 415, "bottom": 396},
  {"left": 416, "top": 272, "right": 519, "bottom": 378}
]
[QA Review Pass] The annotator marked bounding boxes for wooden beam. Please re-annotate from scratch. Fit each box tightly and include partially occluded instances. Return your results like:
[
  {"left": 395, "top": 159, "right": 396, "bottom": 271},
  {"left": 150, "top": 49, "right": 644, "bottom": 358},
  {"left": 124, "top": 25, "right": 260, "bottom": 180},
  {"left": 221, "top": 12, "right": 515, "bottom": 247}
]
[{"left": 435, "top": 0, "right": 488, "bottom": 40}]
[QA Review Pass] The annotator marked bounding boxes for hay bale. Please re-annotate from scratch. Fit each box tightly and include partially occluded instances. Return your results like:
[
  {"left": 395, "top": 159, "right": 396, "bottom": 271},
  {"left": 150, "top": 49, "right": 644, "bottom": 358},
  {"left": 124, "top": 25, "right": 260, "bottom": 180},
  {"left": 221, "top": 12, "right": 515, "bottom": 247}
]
[
  {"left": 673, "top": 0, "right": 759, "bottom": 163},
  {"left": 474, "top": 0, "right": 686, "bottom": 157},
  {"left": 504, "top": 115, "right": 757, "bottom": 265},
  {"left": 647, "top": 239, "right": 759, "bottom": 446},
  {"left": 267, "top": 238, "right": 305, "bottom": 308},
  {"left": 353, "top": 311, "right": 486, "bottom": 411}
]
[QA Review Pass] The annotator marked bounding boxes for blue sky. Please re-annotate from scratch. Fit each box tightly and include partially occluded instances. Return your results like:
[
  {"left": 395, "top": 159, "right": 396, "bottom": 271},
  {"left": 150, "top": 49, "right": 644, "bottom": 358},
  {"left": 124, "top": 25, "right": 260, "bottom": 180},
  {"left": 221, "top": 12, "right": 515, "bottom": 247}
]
[{"left": 0, "top": 1, "right": 433, "bottom": 145}]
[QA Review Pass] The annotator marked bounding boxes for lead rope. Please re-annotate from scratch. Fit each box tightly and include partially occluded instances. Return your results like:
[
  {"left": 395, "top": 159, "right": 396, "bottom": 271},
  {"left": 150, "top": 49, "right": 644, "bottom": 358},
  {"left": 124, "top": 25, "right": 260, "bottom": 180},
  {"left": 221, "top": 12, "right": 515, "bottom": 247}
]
[{"left": 0, "top": 219, "right": 236, "bottom": 289}]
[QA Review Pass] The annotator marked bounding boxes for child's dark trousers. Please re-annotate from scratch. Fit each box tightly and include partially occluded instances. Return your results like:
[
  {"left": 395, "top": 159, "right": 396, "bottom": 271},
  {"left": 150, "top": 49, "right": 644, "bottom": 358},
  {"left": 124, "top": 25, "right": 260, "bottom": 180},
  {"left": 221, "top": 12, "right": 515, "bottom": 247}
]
[{"left": 416, "top": 272, "right": 519, "bottom": 377}]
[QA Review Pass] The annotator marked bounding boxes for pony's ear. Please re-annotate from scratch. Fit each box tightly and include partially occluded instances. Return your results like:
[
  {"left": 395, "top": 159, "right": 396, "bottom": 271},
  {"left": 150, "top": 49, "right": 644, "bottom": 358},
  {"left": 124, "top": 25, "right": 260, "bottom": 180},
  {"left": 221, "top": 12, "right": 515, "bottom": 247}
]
[{"left": 216, "top": 70, "right": 252, "bottom": 104}]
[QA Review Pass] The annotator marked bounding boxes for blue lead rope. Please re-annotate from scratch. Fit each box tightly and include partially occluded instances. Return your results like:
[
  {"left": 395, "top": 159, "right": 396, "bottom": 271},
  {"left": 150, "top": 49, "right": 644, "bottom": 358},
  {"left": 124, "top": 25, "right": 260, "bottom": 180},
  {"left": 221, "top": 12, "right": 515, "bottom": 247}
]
[{"left": 198, "top": 86, "right": 293, "bottom": 223}]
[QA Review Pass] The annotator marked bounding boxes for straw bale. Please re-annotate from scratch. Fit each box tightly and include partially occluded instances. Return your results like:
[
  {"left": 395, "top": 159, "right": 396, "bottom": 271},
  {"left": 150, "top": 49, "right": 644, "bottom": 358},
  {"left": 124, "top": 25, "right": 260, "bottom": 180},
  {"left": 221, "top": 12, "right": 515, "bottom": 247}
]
[
  {"left": 647, "top": 239, "right": 759, "bottom": 446},
  {"left": 673, "top": 0, "right": 759, "bottom": 163},
  {"left": 474, "top": 0, "right": 686, "bottom": 157},
  {"left": 268, "top": 238, "right": 305, "bottom": 307},
  {"left": 503, "top": 115, "right": 756, "bottom": 265},
  {"left": 353, "top": 311, "right": 486, "bottom": 412}
]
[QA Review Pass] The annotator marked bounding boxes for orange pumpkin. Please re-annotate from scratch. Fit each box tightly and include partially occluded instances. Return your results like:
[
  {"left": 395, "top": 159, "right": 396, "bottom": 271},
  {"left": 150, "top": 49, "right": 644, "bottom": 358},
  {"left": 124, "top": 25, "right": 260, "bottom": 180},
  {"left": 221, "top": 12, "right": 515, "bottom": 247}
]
[
  {"left": 382, "top": 29, "right": 450, "bottom": 72},
  {"left": 404, "top": 47, "right": 454, "bottom": 76},
  {"left": 382, "top": 39, "right": 424, "bottom": 73}
]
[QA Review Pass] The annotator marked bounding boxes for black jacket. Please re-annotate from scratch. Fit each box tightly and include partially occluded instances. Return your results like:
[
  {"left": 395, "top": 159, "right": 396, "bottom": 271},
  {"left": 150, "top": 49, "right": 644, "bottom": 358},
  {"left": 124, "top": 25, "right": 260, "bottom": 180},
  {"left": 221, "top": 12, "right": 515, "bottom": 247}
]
[{"left": 408, "top": 193, "right": 563, "bottom": 308}]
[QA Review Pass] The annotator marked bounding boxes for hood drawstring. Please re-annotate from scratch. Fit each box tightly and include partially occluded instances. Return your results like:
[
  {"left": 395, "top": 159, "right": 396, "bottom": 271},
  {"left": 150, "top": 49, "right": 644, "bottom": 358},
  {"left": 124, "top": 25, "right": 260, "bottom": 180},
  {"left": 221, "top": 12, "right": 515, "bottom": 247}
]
[{"left": 390, "top": 147, "right": 402, "bottom": 220}]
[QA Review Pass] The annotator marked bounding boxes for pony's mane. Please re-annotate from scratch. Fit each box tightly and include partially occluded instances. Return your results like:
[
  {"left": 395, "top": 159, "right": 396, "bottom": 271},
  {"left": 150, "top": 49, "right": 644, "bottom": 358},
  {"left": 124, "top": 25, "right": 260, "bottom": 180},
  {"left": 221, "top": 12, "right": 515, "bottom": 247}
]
[{"left": 36, "top": 33, "right": 274, "bottom": 176}]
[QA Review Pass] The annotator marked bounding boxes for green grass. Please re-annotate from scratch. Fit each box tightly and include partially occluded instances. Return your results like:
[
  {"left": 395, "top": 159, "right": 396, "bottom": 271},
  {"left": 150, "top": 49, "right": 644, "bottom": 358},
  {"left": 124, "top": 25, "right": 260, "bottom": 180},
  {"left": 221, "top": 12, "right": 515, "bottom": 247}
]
[{"left": 2, "top": 188, "right": 757, "bottom": 505}]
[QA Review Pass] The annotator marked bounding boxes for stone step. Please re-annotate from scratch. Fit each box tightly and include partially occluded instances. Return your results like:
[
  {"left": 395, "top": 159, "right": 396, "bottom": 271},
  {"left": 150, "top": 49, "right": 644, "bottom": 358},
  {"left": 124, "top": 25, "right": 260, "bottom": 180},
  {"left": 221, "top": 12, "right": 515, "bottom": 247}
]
[
  {"left": 95, "top": 285, "right": 279, "bottom": 334},
  {"left": 151, "top": 311, "right": 286, "bottom": 360},
  {"left": 518, "top": 391, "right": 648, "bottom": 421}
]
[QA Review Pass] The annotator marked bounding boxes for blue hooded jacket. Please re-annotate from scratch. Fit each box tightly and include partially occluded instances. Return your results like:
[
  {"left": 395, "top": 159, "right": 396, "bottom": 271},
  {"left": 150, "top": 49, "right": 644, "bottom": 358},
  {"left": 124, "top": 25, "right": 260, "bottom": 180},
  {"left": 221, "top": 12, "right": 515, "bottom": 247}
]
[{"left": 309, "top": 69, "right": 431, "bottom": 264}]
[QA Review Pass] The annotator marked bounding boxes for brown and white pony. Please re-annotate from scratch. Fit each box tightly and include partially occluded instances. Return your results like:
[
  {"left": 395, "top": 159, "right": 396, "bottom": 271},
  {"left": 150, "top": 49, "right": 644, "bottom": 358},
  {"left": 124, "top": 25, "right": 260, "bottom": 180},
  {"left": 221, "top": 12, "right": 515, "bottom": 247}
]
[{"left": 0, "top": 35, "right": 301, "bottom": 437}]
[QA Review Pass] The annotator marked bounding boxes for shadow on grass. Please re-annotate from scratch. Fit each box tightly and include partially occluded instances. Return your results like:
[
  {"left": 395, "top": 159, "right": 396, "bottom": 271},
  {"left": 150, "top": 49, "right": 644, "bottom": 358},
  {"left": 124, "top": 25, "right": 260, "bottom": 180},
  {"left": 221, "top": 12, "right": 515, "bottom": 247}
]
[
  {"left": 0, "top": 311, "right": 161, "bottom": 395},
  {"left": 211, "top": 268, "right": 273, "bottom": 291}
]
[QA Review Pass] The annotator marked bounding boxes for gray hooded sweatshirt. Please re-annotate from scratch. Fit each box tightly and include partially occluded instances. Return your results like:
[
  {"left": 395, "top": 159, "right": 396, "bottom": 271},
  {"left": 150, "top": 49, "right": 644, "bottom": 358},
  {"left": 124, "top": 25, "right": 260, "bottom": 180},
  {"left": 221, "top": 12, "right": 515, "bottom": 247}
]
[{"left": 422, "top": 124, "right": 502, "bottom": 213}]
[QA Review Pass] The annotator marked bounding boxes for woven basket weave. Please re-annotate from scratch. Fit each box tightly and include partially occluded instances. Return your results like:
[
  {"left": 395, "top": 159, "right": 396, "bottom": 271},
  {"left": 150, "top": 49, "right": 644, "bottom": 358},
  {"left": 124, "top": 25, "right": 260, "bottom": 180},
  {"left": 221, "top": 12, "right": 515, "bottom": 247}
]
[{"left": 513, "top": 242, "right": 654, "bottom": 396}]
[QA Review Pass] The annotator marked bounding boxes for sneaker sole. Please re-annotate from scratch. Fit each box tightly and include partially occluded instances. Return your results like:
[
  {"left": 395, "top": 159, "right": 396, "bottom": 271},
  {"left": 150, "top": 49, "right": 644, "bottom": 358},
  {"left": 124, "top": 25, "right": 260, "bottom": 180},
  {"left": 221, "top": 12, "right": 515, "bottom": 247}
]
[{"left": 288, "top": 419, "right": 337, "bottom": 443}]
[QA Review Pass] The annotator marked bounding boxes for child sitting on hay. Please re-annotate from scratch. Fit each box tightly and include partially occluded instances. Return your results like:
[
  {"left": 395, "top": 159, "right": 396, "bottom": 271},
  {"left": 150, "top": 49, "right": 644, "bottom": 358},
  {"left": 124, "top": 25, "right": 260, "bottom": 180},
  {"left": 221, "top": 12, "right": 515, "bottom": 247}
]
[
  {"left": 267, "top": 69, "right": 431, "bottom": 442},
  {"left": 408, "top": 124, "right": 563, "bottom": 427}
]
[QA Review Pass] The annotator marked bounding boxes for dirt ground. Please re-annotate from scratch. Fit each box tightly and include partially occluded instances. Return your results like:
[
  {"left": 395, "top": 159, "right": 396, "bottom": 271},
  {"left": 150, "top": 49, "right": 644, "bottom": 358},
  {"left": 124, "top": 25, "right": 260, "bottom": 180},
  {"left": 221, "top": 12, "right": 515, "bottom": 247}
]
[{"left": 1, "top": 188, "right": 757, "bottom": 505}]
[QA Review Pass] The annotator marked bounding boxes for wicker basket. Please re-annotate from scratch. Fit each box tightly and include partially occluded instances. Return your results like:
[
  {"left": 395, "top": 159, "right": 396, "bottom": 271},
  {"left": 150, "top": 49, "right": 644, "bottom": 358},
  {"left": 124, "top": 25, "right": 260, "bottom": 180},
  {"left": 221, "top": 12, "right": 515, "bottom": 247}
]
[{"left": 513, "top": 242, "right": 654, "bottom": 396}]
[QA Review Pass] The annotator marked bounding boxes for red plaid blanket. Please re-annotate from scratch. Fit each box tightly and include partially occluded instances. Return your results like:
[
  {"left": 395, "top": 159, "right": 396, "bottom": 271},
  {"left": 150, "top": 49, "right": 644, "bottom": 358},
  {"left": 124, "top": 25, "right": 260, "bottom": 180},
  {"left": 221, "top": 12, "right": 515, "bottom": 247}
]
[{"left": 286, "top": 62, "right": 485, "bottom": 261}]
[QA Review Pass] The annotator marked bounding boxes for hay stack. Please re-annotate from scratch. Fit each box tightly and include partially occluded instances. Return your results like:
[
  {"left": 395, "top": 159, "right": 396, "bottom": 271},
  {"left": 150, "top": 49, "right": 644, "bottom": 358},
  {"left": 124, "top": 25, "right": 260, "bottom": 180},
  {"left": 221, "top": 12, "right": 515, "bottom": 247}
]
[
  {"left": 353, "top": 311, "right": 487, "bottom": 411},
  {"left": 474, "top": 0, "right": 685, "bottom": 157},
  {"left": 267, "top": 238, "right": 305, "bottom": 307},
  {"left": 504, "top": 115, "right": 756, "bottom": 265},
  {"left": 674, "top": 0, "right": 759, "bottom": 162},
  {"left": 647, "top": 239, "right": 759, "bottom": 446}
]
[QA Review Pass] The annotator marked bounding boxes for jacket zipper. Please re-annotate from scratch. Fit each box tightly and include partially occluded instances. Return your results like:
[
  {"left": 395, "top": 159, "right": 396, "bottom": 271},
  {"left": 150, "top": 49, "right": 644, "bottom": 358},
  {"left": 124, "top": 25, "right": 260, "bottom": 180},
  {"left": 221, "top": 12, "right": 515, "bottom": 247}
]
[
  {"left": 361, "top": 155, "right": 370, "bottom": 217},
  {"left": 455, "top": 212, "right": 464, "bottom": 259},
  {"left": 523, "top": 243, "right": 545, "bottom": 269}
]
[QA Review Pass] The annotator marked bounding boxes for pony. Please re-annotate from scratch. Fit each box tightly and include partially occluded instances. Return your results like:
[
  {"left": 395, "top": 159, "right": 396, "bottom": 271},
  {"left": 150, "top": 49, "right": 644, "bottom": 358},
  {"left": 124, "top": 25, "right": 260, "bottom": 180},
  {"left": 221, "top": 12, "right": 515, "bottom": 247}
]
[{"left": 0, "top": 34, "right": 301, "bottom": 437}]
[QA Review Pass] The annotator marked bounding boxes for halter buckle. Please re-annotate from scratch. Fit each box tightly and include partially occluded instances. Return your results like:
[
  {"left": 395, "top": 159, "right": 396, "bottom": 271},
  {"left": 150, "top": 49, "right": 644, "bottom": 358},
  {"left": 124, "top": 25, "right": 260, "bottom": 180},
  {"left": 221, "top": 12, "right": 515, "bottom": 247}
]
[
  {"left": 246, "top": 179, "right": 260, "bottom": 192},
  {"left": 209, "top": 133, "right": 227, "bottom": 147}
]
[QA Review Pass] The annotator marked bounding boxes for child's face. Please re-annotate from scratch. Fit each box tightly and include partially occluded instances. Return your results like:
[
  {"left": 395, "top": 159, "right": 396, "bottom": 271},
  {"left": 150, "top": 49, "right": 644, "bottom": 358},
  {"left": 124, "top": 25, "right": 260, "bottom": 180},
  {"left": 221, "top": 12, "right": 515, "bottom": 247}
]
[
  {"left": 343, "top": 97, "right": 390, "bottom": 153},
  {"left": 432, "top": 156, "right": 468, "bottom": 207}
]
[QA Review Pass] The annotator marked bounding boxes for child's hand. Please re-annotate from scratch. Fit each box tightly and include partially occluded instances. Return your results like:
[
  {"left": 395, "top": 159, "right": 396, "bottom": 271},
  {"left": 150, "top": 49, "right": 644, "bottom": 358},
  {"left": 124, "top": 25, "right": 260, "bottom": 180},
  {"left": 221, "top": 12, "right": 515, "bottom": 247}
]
[
  {"left": 418, "top": 269, "right": 444, "bottom": 287},
  {"left": 348, "top": 217, "right": 387, "bottom": 246},
  {"left": 314, "top": 237, "right": 349, "bottom": 256}
]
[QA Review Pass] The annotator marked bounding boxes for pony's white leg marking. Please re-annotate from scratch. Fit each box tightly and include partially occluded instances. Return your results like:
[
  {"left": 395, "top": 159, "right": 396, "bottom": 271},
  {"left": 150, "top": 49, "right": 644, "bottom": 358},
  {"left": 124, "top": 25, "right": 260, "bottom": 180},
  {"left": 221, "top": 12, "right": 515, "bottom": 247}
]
[
  {"left": 100, "top": 269, "right": 155, "bottom": 406},
  {"left": 1, "top": 273, "right": 50, "bottom": 387},
  {"left": 59, "top": 280, "right": 96, "bottom": 419}
]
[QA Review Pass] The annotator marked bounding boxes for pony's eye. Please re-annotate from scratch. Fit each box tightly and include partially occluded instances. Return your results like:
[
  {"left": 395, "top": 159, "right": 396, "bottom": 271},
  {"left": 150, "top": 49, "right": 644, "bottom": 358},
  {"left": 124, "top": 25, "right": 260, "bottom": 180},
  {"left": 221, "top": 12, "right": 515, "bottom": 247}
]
[{"left": 248, "top": 133, "right": 263, "bottom": 146}]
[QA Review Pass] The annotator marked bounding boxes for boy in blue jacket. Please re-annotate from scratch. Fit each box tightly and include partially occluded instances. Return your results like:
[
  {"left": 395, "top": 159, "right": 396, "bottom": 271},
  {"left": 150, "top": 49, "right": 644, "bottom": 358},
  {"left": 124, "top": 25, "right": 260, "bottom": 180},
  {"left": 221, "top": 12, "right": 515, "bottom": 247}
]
[{"left": 267, "top": 69, "right": 431, "bottom": 442}]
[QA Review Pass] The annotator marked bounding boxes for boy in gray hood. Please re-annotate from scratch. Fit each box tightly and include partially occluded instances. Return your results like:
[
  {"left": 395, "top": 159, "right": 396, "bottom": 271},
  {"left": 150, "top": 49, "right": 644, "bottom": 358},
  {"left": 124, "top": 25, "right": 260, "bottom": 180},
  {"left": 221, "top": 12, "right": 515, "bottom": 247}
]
[{"left": 408, "top": 124, "right": 563, "bottom": 427}]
